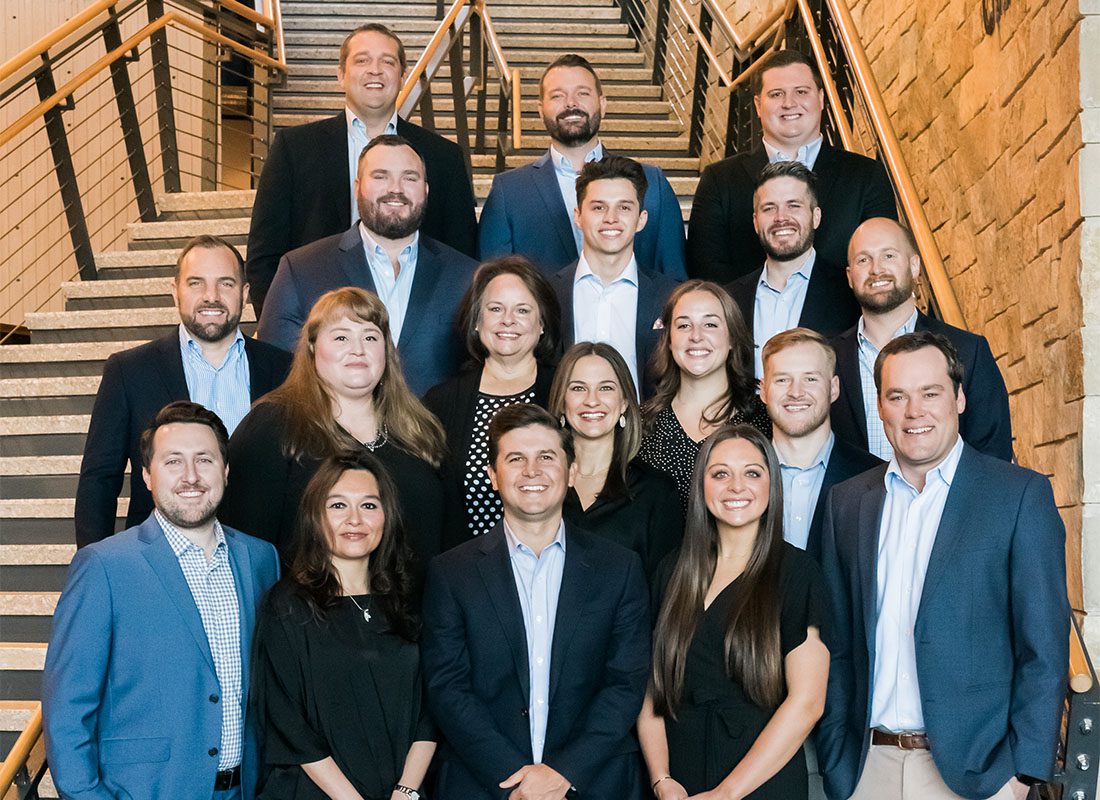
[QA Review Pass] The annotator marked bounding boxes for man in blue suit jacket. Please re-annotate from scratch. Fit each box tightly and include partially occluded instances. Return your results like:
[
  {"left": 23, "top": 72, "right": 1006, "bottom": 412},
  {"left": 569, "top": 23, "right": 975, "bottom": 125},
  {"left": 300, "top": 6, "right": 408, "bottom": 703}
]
[
  {"left": 479, "top": 54, "right": 686, "bottom": 280},
  {"left": 45, "top": 402, "right": 281, "bottom": 800},
  {"left": 817, "top": 332, "right": 1068, "bottom": 800},
  {"left": 422, "top": 404, "right": 651, "bottom": 799},
  {"left": 257, "top": 134, "right": 478, "bottom": 395}
]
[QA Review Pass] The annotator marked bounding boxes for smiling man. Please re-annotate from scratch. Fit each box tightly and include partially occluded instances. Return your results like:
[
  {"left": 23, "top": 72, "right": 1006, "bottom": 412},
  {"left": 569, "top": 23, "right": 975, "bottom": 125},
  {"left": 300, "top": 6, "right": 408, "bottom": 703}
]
[
  {"left": 245, "top": 23, "right": 476, "bottom": 317},
  {"left": 422, "top": 403, "right": 651, "bottom": 800},
  {"left": 74, "top": 236, "right": 291, "bottom": 547}
]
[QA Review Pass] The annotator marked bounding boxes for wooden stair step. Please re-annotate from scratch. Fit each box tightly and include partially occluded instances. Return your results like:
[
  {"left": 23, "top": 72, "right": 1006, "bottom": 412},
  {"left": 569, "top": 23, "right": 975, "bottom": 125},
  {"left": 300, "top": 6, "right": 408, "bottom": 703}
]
[{"left": 0, "top": 593, "right": 59, "bottom": 616}]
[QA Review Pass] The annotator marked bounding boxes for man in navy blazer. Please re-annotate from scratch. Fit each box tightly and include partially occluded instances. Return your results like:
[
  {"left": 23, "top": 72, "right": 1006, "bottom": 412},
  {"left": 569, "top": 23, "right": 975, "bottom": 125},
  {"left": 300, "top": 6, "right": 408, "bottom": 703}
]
[
  {"left": 257, "top": 134, "right": 478, "bottom": 395},
  {"left": 74, "top": 236, "right": 292, "bottom": 548},
  {"left": 549, "top": 155, "right": 679, "bottom": 397},
  {"left": 45, "top": 402, "right": 281, "bottom": 800},
  {"left": 479, "top": 54, "right": 686, "bottom": 280},
  {"left": 422, "top": 404, "right": 651, "bottom": 800},
  {"left": 817, "top": 332, "right": 1068, "bottom": 800}
]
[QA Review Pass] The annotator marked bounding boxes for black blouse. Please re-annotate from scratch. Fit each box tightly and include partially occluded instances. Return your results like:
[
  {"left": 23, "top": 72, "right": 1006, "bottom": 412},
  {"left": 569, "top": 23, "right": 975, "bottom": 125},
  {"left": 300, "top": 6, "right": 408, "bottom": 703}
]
[{"left": 253, "top": 583, "right": 433, "bottom": 800}]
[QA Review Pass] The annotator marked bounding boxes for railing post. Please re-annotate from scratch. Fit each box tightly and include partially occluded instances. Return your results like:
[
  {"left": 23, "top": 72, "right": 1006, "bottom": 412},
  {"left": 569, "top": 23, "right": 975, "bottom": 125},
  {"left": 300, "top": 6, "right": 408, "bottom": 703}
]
[
  {"left": 146, "top": 0, "right": 181, "bottom": 193},
  {"left": 102, "top": 7, "right": 157, "bottom": 222},
  {"left": 447, "top": 25, "right": 472, "bottom": 174},
  {"left": 200, "top": 6, "right": 220, "bottom": 190},
  {"left": 34, "top": 61, "right": 98, "bottom": 281},
  {"left": 471, "top": 16, "right": 488, "bottom": 153},
  {"left": 652, "top": 0, "right": 671, "bottom": 85},
  {"left": 688, "top": 4, "right": 713, "bottom": 157}
]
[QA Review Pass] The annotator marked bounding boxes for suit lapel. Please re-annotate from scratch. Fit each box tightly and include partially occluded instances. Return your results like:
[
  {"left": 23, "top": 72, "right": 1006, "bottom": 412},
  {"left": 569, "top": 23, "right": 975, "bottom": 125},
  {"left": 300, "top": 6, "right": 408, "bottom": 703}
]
[
  {"left": 398, "top": 239, "right": 443, "bottom": 349},
  {"left": 337, "top": 226, "right": 376, "bottom": 292},
  {"left": 915, "top": 447, "right": 976, "bottom": 629},
  {"left": 833, "top": 328, "right": 868, "bottom": 448},
  {"left": 729, "top": 271, "right": 759, "bottom": 333},
  {"left": 554, "top": 263, "right": 577, "bottom": 349},
  {"left": 227, "top": 532, "right": 257, "bottom": 701},
  {"left": 635, "top": 271, "right": 660, "bottom": 368},
  {"left": 549, "top": 527, "right": 592, "bottom": 704},
  {"left": 322, "top": 114, "right": 353, "bottom": 230},
  {"left": 532, "top": 154, "right": 579, "bottom": 260},
  {"left": 811, "top": 144, "right": 840, "bottom": 209},
  {"left": 476, "top": 530, "right": 532, "bottom": 699},
  {"left": 242, "top": 338, "right": 269, "bottom": 402},
  {"left": 856, "top": 479, "right": 886, "bottom": 656},
  {"left": 806, "top": 447, "right": 846, "bottom": 558},
  {"left": 152, "top": 334, "right": 190, "bottom": 400},
  {"left": 798, "top": 265, "right": 833, "bottom": 332}
]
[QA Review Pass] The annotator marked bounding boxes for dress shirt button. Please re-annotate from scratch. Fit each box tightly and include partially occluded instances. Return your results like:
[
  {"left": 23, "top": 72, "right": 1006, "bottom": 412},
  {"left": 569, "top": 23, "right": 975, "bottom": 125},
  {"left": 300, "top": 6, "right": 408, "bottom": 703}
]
[
  {"left": 209, "top": 747, "right": 219, "bottom": 757},
  {"left": 535, "top": 616, "right": 543, "bottom": 624},
  {"left": 209, "top": 694, "right": 219, "bottom": 703},
  {"left": 536, "top": 657, "right": 544, "bottom": 665},
  {"left": 537, "top": 698, "right": 545, "bottom": 706}
]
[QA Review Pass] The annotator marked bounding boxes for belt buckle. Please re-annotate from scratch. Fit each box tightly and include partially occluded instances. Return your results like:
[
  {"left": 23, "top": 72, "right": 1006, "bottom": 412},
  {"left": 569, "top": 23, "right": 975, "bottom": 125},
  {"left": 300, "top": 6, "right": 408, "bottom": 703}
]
[{"left": 898, "top": 732, "right": 925, "bottom": 749}]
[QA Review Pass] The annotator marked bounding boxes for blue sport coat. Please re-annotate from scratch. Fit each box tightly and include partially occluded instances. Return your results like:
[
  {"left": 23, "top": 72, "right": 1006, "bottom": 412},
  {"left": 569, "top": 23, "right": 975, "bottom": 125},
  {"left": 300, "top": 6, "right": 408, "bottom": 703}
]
[
  {"left": 43, "top": 515, "right": 280, "bottom": 800},
  {"left": 816, "top": 445, "right": 1069, "bottom": 800},
  {"left": 256, "top": 226, "right": 478, "bottom": 395},
  {"left": 479, "top": 152, "right": 687, "bottom": 280}
]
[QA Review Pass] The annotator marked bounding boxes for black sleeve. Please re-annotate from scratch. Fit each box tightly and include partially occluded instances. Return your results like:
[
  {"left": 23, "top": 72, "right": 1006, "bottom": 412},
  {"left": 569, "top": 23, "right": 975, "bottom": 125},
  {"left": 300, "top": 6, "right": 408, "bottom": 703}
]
[
  {"left": 643, "top": 473, "right": 685, "bottom": 580},
  {"left": 246, "top": 129, "right": 295, "bottom": 316},
  {"left": 861, "top": 157, "right": 899, "bottom": 222},
  {"left": 779, "top": 550, "right": 832, "bottom": 657},
  {"left": 439, "top": 147, "right": 478, "bottom": 258},
  {"left": 686, "top": 163, "right": 735, "bottom": 282},
  {"left": 650, "top": 549, "right": 680, "bottom": 622}
]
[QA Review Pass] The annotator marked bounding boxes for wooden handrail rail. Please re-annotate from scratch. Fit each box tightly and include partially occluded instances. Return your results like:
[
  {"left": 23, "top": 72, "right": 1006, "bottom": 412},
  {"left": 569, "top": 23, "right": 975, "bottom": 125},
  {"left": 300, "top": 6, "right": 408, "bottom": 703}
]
[
  {"left": 1070, "top": 623, "right": 1094, "bottom": 693},
  {"left": 701, "top": 0, "right": 787, "bottom": 58},
  {"left": 0, "top": 0, "right": 120, "bottom": 84},
  {"left": 216, "top": 0, "right": 276, "bottom": 29},
  {"left": 0, "top": 11, "right": 284, "bottom": 150},
  {"left": 267, "top": 0, "right": 286, "bottom": 72},
  {"left": 670, "top": 0, "right": 733, "bottom": 87},
  {"left": 396, "top": 0, "right": 472, "bottom": 110},
  {"left": 794, "top": 0, "right": 855, "bottom": 152},
  {"left": 511, "top": 66, "right": 523, "bottom": 150},
  {"left": 478, "top": 2, "right": 512, "bottom": 92},
  {"left": 0, "top": 703, "right": 42, "bottom": 795}
]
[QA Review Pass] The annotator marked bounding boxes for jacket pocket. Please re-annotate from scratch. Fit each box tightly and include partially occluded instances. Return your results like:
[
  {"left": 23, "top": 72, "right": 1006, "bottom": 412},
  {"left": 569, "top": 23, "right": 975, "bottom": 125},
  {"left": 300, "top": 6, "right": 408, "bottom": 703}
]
[{"left": 100, "top": 736, "right": 171, "bottom": 764}]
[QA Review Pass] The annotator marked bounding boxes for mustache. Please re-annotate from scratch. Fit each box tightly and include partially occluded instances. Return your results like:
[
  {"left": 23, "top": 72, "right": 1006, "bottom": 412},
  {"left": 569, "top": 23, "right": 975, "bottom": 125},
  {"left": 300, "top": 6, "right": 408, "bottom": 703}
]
[
  {"left": 194, "top": 303, "right": 228, "bottom": 313},
  {"left": 376, "top": 192, "right": 410, "bottom": 206},
  {"left": 556, "top": 108, "right": 589, "bottom": 122},
  {"left": 174, "top": 480, "right": 210, "bottom": 492}
]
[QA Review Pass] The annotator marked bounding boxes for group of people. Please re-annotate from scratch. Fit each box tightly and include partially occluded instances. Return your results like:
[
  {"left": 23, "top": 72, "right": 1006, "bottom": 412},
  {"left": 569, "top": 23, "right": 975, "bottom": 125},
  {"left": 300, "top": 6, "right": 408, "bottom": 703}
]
[{"left": 44, "top": 19, "right": 1069, "bottom": 800}]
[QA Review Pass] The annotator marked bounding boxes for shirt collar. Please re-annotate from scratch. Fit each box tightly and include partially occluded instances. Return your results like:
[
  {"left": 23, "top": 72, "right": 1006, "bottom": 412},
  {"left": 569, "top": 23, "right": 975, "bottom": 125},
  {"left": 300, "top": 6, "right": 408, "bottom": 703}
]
[
  {"left": 760, "top": 248, "right": 816, "bottom": 291},
  {"left": 779, "top": 431, "right": 835, "bottom": 472},
  {"left": 762, "top": 135, "right": 823, "bottom": 167},
  {"left": 346, "top": 106, "right": 399, "bottom": 138},
  {"left": 359, "top": 221, "right": 419, "bottom": 257},
  {"left": 503, "top": 518, "right": 567, "bottom": 556},
  {"left": 550, "top": 141, "right": 604, "bottom": 173},
  {"left": 575, "top": 252, "right": 639, "bottom": 287},
  {"left": 156, "top": 508, "right": 227, "bottom": 559},
  {"left": 178, "top": 323, "right": 244, "bottom": 357},
  {"left": 884, "top": 434, "right": 964, "bottom": 493},
  {"left": 857, "top": 308, "right": 919, "bottom": 348}
]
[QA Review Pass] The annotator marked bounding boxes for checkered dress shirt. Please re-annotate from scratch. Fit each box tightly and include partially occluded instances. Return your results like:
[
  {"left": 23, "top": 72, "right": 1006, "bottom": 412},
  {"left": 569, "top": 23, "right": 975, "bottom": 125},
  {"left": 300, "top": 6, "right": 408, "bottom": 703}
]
[
  {"left": 156, "top": 510, "right": 243, "bottom": 770},
  {"left": 856, "top": 310, "right": 918, "bottom": 461}
]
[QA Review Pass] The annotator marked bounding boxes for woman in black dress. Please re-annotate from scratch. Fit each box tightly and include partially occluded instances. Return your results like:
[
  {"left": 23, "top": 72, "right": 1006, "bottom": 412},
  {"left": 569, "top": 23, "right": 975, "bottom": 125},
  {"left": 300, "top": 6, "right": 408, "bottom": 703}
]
[
  {"left": 639, "top": 424, "right": 829, "bottom": 800},
  {"left": 638, "top": 281, "right": 771, "bottom": 513},
  {"left": 547, "top": 342, "right": 682, "bottom": 578},
  {"left": 221, "top": 288, "right": 450, "bottom": 569},
  {"left": 253, "top": 451, "right": 434, "bottom": 799},
  {"left": 423, "top": 256, "right": 560, "bottom": 547}
]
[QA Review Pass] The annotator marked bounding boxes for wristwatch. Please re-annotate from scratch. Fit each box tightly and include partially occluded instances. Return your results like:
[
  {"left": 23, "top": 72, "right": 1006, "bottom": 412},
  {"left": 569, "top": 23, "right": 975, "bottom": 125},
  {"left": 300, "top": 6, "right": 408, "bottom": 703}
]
[{"left": 393, "top": 785, "right": 420, "bottom": 800}]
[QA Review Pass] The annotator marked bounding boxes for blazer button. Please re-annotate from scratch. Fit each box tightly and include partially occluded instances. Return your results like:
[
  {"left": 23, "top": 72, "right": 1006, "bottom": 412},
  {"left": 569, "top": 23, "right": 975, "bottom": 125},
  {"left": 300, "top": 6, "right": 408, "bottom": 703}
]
[
  {"left": 209, "top": 694, "right": 219, "bottom": 703},
  {"left": 209, "top": 747, "right": 219, "bottom": 757},
  {"left": 521, "top": 708, "right": 529, "bottom": 717}
]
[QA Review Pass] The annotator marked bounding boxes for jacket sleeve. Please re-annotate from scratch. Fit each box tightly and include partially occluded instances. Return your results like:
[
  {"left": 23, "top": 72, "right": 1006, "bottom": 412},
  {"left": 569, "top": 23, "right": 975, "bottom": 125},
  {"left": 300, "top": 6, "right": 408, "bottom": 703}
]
[
  {"left": 860, "top": 157, "right": 899, "bottom": 221},
  {"left": 439, "top": 148, "right": 478, "bottom": 258},
  {"left": 686, "top": 163, "right": 735, "bottom": 282},
  {"left": 255, "top": 254, "right": 307, "bottom": 354},
  {"left": 219, "top": 405, "right": 292, "bottom": 551},
  {"left": 74, "top": 354, "right": 130, "bottom": 548},
  {"left": 648, "top": 168, "right": 687, "bottom": 280},
  {"left": 478, "top": 176, "right": 514, "bottom": 260},
  {"left": 961, "top": 336, "right": 1014, "bottom": 461},
  {"left": 246, "top": 129, "right": 295, "bottom": 317}
]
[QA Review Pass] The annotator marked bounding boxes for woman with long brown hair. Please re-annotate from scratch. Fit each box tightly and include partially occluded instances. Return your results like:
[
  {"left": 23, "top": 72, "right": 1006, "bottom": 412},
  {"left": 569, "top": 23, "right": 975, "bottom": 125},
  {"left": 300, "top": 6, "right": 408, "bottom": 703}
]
[
  {"left": 252, "top": 451, "right": 434, "bottom": 799},
  {"left": 638, "top": 281, "right": 771, "bottom": 512},
  {"left": 639, "top": 424, "right": 829, "bottom": 800},
  {"left": 221, "top": 287, "right": 449, "bottom": 567}
]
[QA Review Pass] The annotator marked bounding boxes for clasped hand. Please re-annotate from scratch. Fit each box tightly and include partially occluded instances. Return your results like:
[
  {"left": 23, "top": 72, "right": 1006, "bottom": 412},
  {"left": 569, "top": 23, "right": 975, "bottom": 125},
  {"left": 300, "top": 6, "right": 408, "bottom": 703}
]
[{"left": 500, "top": 763, "right": 571, "bottom": 800}]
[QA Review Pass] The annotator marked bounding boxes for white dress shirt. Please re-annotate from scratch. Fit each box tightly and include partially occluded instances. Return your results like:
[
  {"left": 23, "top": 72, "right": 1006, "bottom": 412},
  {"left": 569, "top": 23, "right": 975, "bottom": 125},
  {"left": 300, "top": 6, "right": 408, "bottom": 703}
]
[
  {"left": 573, "top": 254, "right": 641, "bottom": 393},
  {"left": 752, "top": 250, "right": 816, "bottom": 379},
  {"left": 359, "top": 223, "right": 418, "bottom": 343},
  {"left": 550, "top": 142, "right": 604, "bottom": 254},
  {"left": 857, "top": 310, "right": 919, "bottom": 460},
  {"left": 347, "top": 107, "right": 399, "bottom": 224},
  {"left": 763, "top": 135, "right": 823, "bottom": 168},
  {"left": 778, "top": 431, "right": 834, "bottom": 550},
  {"left": 869, "top": 435, "right": 964, "bottom": 733}
]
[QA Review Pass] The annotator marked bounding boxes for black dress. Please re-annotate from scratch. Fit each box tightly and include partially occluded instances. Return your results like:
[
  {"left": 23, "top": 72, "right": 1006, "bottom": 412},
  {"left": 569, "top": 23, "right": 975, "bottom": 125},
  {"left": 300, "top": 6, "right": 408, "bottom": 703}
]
[
  {"left": 253, "top": 584, "right": 433, "bottom": 800},
  {"left": 562, "top": 459, "right": 683, "bottom": 579},
  {"left": 655, "top": 545, "right": 829, "bottom": 798},
  {"left": 638, "top": 397, "right": 772, "bottom": 513}
]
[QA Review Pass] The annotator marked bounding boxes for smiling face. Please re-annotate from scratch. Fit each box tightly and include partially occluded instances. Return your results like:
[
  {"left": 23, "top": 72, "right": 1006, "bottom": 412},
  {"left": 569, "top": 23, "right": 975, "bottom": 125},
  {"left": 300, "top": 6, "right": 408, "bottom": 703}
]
[
  {"left": 172, "top": 245, "right": 247, "bottom": 345},
  {"left": 669, "top": 290, "right": 732, "bottom": 380},
  {"left": 538, "top": 65, "right": 607, "bottom": 148},
  {"left": 703, "top": 436, "right": 771, "bottom": 533},
  {"left": 574, "top": 177, "right": 648, "bottom": 260},
  {"left": 753, "top": 63, "right": 824, "bottom": 150},
  {"left": 355, "top": 143, "right": 428, "bottom": 241},
  {"left": 142, "top": 422, "right": 228, "bottom": 532},
  {"left": 477, "top": 273, "right": 543, "bottom": 360},
  {"left": 753, "top": 175, "right": 820, "bottom": 262},
  {"left": 488, "top": 423, "right": 575, "bottom": 524},
  {"left": 847, "top": 219, "right": 921, "bottom": 314},
  {"left": 338, "top": 29, "right": 405, "bottom": 120},
  {"left": 563, "top": 354, "right": 628, "bottom": 442},
  {"left": 312, "top": 315, "right": 388, "bottom": 400},
  {"left": 324, "top": 469, "right": 386, "bottom": 567},
  {"left": 761, "top": 340, "right": 838, "bottom": 438}
]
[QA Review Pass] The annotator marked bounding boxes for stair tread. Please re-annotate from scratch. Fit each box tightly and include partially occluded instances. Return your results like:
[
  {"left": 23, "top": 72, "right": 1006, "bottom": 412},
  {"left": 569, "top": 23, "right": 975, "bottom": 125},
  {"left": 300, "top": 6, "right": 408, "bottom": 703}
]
[
  {"left": 0, "top": 498, "right": 126, "bottom": 518},
  {"left": 0, "top": 376, "right": 101, "bottom": 398},
  {"left": 0, "top": 415, "right": 91, "bottom": 435},
  {"left": 0, "top": 342, "right": 142, "bottom": 364},
  {"left": 0, "top": 455, "right": 86, "bottom": 475},
  {"left": 25, "top": 307, "right": 255, "bottom": 329},
  {"left": 0, "top": 545, "right": 77, "bottom": 566},
  {"left": 128, "top": 218, "right": 251, "bottom": 239},
  {"left": 0, "top": 642, "right": 49, "bottom": 671},
  {"left": 0, "top": 593, "right": 60, "bottom": 616}
]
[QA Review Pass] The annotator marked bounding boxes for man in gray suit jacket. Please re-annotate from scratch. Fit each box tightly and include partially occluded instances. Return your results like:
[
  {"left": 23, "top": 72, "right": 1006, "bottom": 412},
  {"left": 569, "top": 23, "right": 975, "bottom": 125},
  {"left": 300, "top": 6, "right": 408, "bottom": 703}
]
[{"left": 257, "top": 134, "right": 478, "bottom": 394}]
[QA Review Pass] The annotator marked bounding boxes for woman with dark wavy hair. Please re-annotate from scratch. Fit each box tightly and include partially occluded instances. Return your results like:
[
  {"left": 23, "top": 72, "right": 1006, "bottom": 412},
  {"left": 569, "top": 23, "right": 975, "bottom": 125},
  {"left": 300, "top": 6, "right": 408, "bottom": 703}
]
[
  {"left": 638, "top": 425, "right": 829, "bottom": 800},
  {"left": 253, "top": 451, "right": 434, "bottom": 800}
]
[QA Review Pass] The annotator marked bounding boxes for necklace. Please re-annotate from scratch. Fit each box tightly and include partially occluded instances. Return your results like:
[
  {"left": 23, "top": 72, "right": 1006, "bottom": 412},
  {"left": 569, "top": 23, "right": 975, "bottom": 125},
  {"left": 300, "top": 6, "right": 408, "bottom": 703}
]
[
  {"left": 347, "top": 594, "right": 372, "bottom": 622},
  {"left": 361, "top": 425, "right": 388, "bottom": 452}
]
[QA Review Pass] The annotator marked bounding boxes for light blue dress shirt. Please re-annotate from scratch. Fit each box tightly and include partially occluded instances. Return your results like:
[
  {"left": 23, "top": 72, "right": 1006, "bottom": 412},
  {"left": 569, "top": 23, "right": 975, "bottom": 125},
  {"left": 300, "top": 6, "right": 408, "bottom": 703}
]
[
  {"left": 359, "top": 223, "right": 418, "bottom": 344},
  {"left": 753, "top": 249, "right": 816, "bottom": 379},
  {"left": 763, "top": 135, "right": 823, "bottom": 168},
  {"left": 550, "top": 142, "right": 604, "bottom": 254},
  {"left": 503, "top": 519, "right": 567, "bottom": 763},
  {"left": 779, "top": 432, "right": 834, "bottom": 550},
  {"left": 177, "top": 324, "right": 250, "bottom": 435},
  {"left": 573, "top": 254, "right": 641, "bottom": 394},
  {"left": 856, "top": 309, "right": 918, "bottom": 460},
  {"left": 347, "top": 107, "right": 399, "bottom": 224}
]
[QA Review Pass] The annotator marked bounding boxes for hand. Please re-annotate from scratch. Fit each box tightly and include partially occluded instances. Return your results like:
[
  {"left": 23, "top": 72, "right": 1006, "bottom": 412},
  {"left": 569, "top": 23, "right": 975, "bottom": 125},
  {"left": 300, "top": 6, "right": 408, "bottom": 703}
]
[
  {"left": 653, "top": 777, "right": 689, "bottom": 800},
  {"left": 500, "top": 763, "right": 571, "bottom": 800},
  {"left": 1006, "top": 777, "right": 1031, "bottom": 800}
]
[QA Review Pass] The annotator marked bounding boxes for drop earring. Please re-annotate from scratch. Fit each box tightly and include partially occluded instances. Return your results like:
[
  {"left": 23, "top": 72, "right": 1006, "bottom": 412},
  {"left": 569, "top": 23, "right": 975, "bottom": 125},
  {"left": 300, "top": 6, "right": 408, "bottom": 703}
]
[
  {"left": 560, "top": 415, "right": 567, "bottom": 428},
  {"left": 618, "top": 414, "right": 626, "bottom": 428}
]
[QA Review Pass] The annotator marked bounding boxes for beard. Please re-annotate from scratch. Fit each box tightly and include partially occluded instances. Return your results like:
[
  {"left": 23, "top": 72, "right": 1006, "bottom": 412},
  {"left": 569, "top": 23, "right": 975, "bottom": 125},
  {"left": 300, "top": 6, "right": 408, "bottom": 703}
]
[
  {"left": 359, "top": 192, "right": 427, "bottom": 240},
  {"left": 155, "top": 481, "right": 222, "bottom": 530},
  {"left": 771, "top": 402, "right": 830, "bottom": 439},
  {"left": 759, "top": 223, "right": 814, "bottom": 262},
  {"left": 543, "top": 107, "right": 602, "bottom": 148},
  {"left": 181, "top": 302, "right": 242, "bottom": 343},
  {"left": 855, "top": 275, "right": 914, "bottom": 313}
]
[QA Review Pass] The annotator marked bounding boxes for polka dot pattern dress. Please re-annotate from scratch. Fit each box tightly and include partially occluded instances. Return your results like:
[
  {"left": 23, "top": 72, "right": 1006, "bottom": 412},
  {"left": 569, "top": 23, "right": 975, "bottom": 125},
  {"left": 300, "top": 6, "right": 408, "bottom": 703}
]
[{"left": 463, "top": 389, "right": 536, "bottom": 535}]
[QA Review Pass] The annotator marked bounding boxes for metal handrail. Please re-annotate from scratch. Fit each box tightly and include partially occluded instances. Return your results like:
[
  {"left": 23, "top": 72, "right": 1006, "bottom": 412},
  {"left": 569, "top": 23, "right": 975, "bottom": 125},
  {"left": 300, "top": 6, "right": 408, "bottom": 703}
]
[{"left": 0, "top": 704, "right": 43, "bottom": 796}]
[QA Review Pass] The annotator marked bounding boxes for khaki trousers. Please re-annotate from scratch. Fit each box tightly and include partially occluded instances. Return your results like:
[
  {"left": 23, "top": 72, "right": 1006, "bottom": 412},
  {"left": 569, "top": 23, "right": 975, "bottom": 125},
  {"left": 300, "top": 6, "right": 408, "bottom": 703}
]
[{"left": 849, "top": 744, "right": 1016, "bottom": 800}]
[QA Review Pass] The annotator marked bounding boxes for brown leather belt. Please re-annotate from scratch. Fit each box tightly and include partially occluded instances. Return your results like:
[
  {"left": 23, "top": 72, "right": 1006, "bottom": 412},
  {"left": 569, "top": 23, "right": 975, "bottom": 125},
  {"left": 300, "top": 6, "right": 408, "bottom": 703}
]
[{"left": 871, "top": 729, "right": 930, "bottom": 749}]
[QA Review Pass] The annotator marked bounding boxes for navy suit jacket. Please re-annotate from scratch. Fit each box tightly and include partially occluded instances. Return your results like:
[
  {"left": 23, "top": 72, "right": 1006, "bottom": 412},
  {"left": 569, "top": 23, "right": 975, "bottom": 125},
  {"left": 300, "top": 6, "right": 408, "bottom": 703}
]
[
  {"left": 421, "top": 522, "right": 651, "bottom": 799},
  {"left": 830, "top": 312, "right": 1014, "bottom": 461},
  {"left": 245, "top": 113, "right": 477, "bottom": 315},
  {"left": 816, "top": 446, "right": 1069, "bottom": 800},
  {"left": 688, "top": 143, "right": 897, "bottom": 283},
  {"left": 803, "top": 437, "right": 882, "bottom": 560},
  {"left": 256, "top": 226, "right": 478, "bottom": 395},
  {"left": 74, "top": 334, "right": 292, "bottom": 548},
  {"left": 479, "top": 151, "right": 687, "bottom": 279},
  {"left": 44, "top": 515, "right": 280, "bottom": 800},
  {"left": 550, "top": 259, "right": 679, "bottom": 397}
]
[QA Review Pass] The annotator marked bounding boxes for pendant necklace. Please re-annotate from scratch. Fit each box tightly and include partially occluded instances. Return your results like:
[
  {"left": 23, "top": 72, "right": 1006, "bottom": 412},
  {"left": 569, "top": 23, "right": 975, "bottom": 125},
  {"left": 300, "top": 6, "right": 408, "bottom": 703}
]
[{"left": 348, "top": 594, "right": 372, "bottom": 623}]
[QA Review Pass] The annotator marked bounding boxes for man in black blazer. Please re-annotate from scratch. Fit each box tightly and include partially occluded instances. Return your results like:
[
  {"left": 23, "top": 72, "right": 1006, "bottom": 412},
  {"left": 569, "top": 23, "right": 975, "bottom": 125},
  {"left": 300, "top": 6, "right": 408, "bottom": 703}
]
[
  {"left": 724, "top": 161, "right": 860, "bottom": 379},
  {"left": 549, "top": 156, "right": 679, "bottom": 397},
  {"left": 257, "top": 135, "right": 477, "bottom": 395},
  {"left": 422, "top": 404, "right": 651, "bottom": 800},
  {"left": 246, "top": 23, "right": 476, "bottom": 316},
  {"left": 688, "top": 49, "right": 897, "bottom": 283},
  {"left": 760, "top": 328, "right": 881, "bottom": 561},
  {"left": 74, "top": 237, "right": 292, "bottom": 548},
  {"left": 832, "top": 217, "right": 1013, "bottom": 461}
]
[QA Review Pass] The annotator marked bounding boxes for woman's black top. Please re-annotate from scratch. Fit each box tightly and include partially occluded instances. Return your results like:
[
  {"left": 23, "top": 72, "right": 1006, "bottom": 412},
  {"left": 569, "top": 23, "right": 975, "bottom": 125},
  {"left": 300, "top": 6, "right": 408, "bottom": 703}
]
[
  {"left": 638, "top": 397, "right": 772, "bottom": 513},
  {"left": 653, "top": 545, "right": 830, "bottom": 799},
  {"left": 562, "top": 459, "right": 683, "bottom": 579},
  {"left": 253, "top": 583, "right": 433, "bottom": 800},
  {"left": 220, "top": 401, "right": 448, "bottom": 569}
]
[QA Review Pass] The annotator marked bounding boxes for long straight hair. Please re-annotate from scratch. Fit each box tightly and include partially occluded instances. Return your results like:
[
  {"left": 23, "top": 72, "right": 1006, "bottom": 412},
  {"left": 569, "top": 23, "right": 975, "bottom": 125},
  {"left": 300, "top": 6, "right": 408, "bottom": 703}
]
[
  {"left": 642, "top": 280, "right": 756, "bottom": 429},
  {"left": 263, "top": 287, "right": 446, "bottom": 466},
  {"left": 651, "top": 424, "right": 787, "bottom": 715}
]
